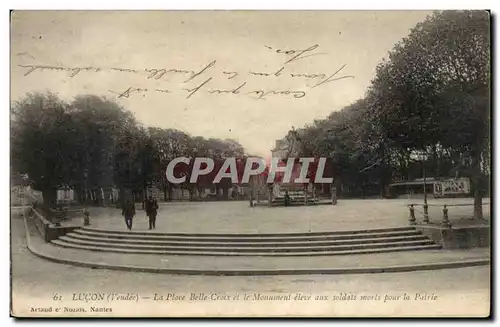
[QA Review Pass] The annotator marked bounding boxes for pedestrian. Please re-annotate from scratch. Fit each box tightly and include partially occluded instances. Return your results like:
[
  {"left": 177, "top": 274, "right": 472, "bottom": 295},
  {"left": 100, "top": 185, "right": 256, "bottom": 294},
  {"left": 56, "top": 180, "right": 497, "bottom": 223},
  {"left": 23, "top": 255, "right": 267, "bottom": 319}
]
[
  {"left": 122, "top": 199, "right": 135, "bottom": 230},
  {"left": 145, "top": 196, "right": 159, "bottom": 230},
  {"left": 284, "top": 190, "right": 290, "bottom": 207}
]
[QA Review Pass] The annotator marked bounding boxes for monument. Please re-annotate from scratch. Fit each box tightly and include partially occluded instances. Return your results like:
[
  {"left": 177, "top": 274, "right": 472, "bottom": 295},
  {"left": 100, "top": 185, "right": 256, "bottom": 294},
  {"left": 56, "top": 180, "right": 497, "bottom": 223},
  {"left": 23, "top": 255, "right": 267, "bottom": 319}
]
[{"left": 264, "top": 128, "right": 335, "bottom": 206}]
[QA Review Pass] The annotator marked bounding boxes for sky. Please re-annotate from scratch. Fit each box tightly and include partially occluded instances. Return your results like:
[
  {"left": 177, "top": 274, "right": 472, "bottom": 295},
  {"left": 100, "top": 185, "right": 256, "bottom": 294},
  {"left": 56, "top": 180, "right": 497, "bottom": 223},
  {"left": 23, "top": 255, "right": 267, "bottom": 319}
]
[{"left": 10, "top": 10, "right": 432, "bottom": 157}]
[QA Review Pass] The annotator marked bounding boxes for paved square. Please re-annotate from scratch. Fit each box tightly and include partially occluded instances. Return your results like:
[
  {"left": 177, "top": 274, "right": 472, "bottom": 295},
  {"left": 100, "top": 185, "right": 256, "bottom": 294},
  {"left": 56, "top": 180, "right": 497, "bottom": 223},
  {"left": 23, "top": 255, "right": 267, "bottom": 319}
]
[{"left": 81, "top": 198, "right": 490, "bottom": 234}]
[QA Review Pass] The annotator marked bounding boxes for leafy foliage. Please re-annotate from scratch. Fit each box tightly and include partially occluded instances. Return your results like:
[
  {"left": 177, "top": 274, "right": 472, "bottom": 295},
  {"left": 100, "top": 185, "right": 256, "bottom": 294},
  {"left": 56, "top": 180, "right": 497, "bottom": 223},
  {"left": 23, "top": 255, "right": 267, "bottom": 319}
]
[
  {"left": 11, "top": 91, "right": 250, "bottom": 205},
  {"left": 289, "top": 10, "right": 490, "bottom": 203}
]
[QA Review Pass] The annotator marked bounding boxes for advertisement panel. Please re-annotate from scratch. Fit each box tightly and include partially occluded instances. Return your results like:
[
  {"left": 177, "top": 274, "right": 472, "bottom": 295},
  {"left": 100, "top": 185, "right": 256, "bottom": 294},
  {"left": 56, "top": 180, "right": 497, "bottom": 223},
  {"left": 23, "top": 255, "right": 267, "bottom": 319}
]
[{"left": 434, "top": 178, "right": 470, "bottom": 196}]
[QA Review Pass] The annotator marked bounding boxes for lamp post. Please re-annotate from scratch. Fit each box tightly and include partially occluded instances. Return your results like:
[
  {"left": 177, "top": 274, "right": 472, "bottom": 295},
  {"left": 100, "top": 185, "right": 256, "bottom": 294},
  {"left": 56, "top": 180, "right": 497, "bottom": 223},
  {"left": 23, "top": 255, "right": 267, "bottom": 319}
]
[
  {"left": 84, "top": 171, "right": 88, "bottom": 204},
  {"left": 423, "top": 155, "right": 429, "bottom": 223}
]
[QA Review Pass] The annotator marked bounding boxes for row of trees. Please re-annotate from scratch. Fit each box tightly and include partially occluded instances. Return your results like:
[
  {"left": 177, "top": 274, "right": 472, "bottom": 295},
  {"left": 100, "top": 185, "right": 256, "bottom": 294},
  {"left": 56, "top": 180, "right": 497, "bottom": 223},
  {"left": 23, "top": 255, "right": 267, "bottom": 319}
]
[
  {"left": 11, "top": 11, "right": 490, "bottom": 219},
  {"left": 11, "top": 92, "right": 249, "bottom": 206},
  {"left": 291, "top": 11, "right": 490, "bottom": 218},
  {"left": 10, "top": 92, "right": 335, "bottom": 207}
]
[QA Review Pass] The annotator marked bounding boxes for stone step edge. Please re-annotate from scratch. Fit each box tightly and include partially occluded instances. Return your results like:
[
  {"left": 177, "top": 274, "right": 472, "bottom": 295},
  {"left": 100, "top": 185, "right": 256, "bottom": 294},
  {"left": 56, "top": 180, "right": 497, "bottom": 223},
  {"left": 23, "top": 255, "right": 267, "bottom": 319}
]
[
  {"left": 58, "top": 236, "right": 435, "bottom": 252},
  {"left": 23, "top": 216, "right": 488, "bottom": 276},
  {"left": 52, "top": 238, "right": 441, "bottom": 256},
  {"left": 79, "top": 226, "right": 415, "bottom": 237},
  {"left": 33, "top": 241, "right": 485, "bottom": 276},
  {"left": 74, "top": 229, "right": 421, "bottom": 242},
  {"left": 272, "top": 199, "right": 317, "bottom": 202},
  {"left": 59, "top": 236, "right": 433, "bottom": 252},
  {"left": 258, "top": 202, "right": 333, "bottom": 207},
  {"left": 65, "top": 232, "right": 429, "bottom": 246}
]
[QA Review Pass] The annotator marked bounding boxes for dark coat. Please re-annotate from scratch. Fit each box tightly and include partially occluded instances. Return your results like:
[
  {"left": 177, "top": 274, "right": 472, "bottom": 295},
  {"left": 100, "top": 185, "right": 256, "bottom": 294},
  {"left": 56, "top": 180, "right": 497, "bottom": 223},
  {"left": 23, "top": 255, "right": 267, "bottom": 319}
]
[
  {"left": 122, "top": 203, "right": 136, "bottom": 218},
  {"left": 145, "top": 199, "right": 158, "bottom": 216}
]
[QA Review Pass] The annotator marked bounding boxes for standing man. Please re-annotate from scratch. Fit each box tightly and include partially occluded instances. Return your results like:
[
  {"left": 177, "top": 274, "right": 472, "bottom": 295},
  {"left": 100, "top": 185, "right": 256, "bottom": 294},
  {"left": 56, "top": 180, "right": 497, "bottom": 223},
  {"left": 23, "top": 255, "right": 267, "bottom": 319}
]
[
  {"left": 145, "top": 196, "right": 159, "bottom": 230},
  {"left": 284, "top": 190, "right": 290, "bottom": 207},
  {"left": 122, "top": 199, "right": 136, "bottom": 230}
]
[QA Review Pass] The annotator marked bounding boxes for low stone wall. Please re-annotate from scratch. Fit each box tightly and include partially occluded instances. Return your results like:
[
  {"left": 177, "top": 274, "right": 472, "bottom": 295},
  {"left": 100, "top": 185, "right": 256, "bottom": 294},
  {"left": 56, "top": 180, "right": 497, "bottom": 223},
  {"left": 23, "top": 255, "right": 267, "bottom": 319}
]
[
  {"left": 47, "top": 206, "right": 85, "bottom": 222},
  {"left": 45, "top": 225, "right": 80, "bottom": 242},
  {"left": 416, "top": 225, "right": 490, "bottom": 249},
  {"left": 28, "top": 207, "right": 80, "bottom": 243}
]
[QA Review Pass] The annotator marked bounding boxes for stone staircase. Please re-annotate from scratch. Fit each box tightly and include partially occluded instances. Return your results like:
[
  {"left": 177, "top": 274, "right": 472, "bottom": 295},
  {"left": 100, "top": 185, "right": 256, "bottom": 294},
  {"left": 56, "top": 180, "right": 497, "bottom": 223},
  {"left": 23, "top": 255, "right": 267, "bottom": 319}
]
[
  {"left": 272, "top": 196, "right": 318, "bottom": 206},
  {"left": 272, "top": 188, "right": 320, "bottom": 206},
  {"left": 51, "top": 226, "right": 442, "bottom": 256}
]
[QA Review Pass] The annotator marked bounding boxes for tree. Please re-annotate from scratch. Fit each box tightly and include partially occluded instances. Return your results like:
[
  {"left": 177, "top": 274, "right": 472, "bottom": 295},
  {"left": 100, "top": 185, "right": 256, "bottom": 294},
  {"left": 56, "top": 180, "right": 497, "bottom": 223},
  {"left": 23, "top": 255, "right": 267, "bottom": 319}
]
[
  {"left": 369, "top": 10, "right": 490, "bottom": 217},
  {"left": 148, "top": 127, "right": 192, "bottom": 200},
  {"left": 70, "top": 95, "right": 135, "bottom": 204},
  {"left": 11, "top": 92, "right": 149, "bottom": 207},
  {"left": 11, "top": 92, "right": 80, "bottom": 207},
  {"left": 295, "top": 98, "right": 386, "bottom": 198},
  {"left": 11, "top": 90, "right": 251, "bottom": 206},
  {"left": 113, "top": 124, "right": 150, "bottom": 203},
  {"left": 147, "top": 128, "right": 247, "bottom": 201}
]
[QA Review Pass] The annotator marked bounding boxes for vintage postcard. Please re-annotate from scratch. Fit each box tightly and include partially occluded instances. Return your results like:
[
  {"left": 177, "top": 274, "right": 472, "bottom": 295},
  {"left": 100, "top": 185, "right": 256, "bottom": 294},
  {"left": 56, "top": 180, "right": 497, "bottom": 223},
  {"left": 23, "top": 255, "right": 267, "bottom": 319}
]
[{"left": 10, "top": 10, "right": 491, "bottom": 317}]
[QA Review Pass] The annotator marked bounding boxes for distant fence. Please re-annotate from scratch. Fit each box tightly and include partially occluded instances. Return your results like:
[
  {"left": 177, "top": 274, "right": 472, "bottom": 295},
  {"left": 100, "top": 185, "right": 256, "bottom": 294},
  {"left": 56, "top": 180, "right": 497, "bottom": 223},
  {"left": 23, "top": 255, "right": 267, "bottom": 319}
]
[
  {"left": 11, "top": 186, "right": 43, "bottom": 206},
  {"left": 407, "top": 202, "right": 490, "bottom": 226}
]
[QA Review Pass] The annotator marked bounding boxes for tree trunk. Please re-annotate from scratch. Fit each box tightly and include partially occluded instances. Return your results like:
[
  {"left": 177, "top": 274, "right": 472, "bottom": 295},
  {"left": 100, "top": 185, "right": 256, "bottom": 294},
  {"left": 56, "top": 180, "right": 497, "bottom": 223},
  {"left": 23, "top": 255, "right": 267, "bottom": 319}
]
[
  {"left": 473, "top": 185, "right": 483, "bottom": 219},
  {"left": 75, "top": 185, "right": 84, "bottom": 204},
  {"left": 436, "top": 146, "right": 442, "bottom": 179},
  {"left": 168, "top": 185, "right": 173, "bottom": 201},
  {"left": 432, "top": 145, "right": 439, "bottom": 179},
  {"left": 471, "top": 150, "right": 483, "bottom": 220},
  {"left": 41, "top": 188, "right": 57, "bottom": 209},
  {"left": 399, "top": 150, "right": 406, "bottom": 180},
  {"left": 163, "top": 185, "right": 168, "bottom": 202},
  {"left": 335, "top": 176, "right": 342, "bottom": 198},
  {"left": 119, "top": 187, "right": 126, "bottom": 206}
]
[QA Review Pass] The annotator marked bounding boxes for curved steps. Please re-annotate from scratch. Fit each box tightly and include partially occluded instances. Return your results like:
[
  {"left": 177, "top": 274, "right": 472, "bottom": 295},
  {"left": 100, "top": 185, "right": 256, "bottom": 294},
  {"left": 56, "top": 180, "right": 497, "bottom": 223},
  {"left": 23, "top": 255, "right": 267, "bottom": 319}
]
[{"left": 51, "top": 226, "right": 442, "bottom": 256}]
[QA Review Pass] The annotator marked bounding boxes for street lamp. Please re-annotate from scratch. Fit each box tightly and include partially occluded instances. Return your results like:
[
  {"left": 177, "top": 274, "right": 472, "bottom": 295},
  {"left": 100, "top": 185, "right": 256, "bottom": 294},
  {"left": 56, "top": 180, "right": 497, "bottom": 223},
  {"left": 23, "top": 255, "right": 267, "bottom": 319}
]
[
  {"left": 422, "top": 152, "right": 429, "bottom": 223},
  {"left": 84, "top": 171, "right": 88, "bottom": 204}
]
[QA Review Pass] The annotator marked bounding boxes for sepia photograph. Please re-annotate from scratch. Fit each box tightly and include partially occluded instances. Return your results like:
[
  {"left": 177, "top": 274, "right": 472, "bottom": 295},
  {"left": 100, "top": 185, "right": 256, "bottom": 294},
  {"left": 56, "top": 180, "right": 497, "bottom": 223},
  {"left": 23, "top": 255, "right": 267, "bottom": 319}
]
[{"left": 9, "top": 9, "right": 491, "bottom": 317}]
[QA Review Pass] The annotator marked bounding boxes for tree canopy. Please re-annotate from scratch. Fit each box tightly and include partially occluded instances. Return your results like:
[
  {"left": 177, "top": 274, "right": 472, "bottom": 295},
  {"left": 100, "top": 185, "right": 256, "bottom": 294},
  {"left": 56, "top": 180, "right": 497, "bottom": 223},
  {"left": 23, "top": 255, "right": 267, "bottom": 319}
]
[
  {"left": 11, "top": 11, "right": 490, "bottom": 218},
  {"left": 11, "top": 93, "right": 249, "bottom": 205},
  {"left": 286, "top": 10, "right": 490, "bottom": 213}
]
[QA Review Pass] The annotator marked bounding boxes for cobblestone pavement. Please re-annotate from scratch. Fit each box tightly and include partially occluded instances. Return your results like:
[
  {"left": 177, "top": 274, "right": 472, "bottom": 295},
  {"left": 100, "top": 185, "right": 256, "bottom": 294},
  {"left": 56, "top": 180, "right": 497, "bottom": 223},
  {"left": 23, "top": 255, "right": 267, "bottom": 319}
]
[
  {"left": 11, "top": 214, "right": 491, "bottom": 317},
  {"left": 77, "top": 198, "right": 490, "bottom": 234}
]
